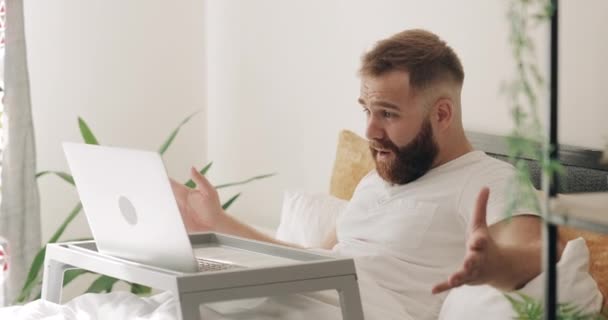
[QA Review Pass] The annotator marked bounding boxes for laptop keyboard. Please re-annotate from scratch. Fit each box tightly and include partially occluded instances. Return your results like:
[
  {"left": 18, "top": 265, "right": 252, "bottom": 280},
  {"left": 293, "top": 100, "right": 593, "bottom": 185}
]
[{"left": 196, "top": 258, "right": 242, "bottom": 272}]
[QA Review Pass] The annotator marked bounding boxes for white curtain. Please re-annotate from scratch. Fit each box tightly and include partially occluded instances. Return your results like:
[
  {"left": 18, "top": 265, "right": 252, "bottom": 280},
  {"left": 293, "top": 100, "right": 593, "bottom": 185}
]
[{"left": 0, "top": 0, "right": 40, "bottom": 306}]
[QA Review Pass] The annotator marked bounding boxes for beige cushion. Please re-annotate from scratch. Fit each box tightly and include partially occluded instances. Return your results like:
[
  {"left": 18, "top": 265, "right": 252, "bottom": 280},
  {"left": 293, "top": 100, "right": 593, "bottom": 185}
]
[
  {"left": 329, "top": 129, "right": 608, "bottom": 311},
  {"left": 329, "top": 130, "right": 374, "bottom": 200}
]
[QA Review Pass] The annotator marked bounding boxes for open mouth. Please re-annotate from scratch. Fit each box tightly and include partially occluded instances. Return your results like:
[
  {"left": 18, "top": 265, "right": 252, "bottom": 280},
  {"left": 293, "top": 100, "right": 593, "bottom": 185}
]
[{"left": 374, "top": 148, "right": 392, "bottom": 159}]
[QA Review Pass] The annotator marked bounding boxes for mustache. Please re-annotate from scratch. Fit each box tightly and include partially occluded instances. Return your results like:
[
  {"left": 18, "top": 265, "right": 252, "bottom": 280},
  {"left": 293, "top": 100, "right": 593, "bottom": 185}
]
[{"left": 369, "top": 139, "right": 399, "bottom": 152}]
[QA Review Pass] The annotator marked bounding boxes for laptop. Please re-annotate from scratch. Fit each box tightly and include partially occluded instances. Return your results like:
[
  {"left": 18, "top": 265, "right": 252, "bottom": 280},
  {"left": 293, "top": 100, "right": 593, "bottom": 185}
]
[{"left": 62, "top": 142, "right": 294, "bottom": 273}]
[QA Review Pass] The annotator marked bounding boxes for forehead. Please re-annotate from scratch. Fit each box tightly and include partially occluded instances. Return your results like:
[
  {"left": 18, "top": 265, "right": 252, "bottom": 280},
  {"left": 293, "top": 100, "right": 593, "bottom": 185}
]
[{"left": 359, "top": 70, "right": 414, "bottom": 104}]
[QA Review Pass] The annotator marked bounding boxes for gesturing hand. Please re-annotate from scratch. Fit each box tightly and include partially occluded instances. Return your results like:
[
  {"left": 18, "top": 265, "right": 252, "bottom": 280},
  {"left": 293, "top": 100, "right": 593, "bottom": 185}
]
[
  {"left": 170, "top": 167, "right": 225, "bottom": 233},
  {"left": 432, "top": 187, "right": 504, "bottom": 294}
]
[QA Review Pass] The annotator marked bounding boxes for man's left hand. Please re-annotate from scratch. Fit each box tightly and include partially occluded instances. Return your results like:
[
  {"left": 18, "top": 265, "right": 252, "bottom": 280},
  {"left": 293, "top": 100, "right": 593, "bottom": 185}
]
[{"left": 432, "top": 187, "right": 509, "bottom": 294}]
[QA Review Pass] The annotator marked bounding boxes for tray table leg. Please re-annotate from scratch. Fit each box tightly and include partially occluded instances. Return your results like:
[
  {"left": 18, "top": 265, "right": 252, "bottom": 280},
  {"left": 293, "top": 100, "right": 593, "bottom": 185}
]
[
  {"left": 41, "top": 258, "right": 73, "bottom": 303},
  {"left": 338, "top": 276, "right": 364, "bottom": 320},
  {"left": 177, "top": 292, "right": 203, "bottom": 320}
]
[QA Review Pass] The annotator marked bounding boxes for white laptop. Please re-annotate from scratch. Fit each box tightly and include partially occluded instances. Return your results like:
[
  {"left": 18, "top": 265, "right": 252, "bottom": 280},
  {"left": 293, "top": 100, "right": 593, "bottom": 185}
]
[{"left": 63, "top": 142, "right": 294, "bottom": 273}]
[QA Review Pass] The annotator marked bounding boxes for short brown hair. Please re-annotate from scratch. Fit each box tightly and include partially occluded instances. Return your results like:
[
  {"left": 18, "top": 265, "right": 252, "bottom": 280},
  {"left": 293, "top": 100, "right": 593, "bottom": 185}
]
[{"left": 360, "top": 29, "right": 464, "bottom": 93}]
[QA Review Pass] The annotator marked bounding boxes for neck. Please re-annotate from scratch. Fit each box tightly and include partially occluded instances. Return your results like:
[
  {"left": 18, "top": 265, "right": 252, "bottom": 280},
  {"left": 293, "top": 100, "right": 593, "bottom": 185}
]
[{"left": 431, "top": 129, "right": 474, "bottom": 168}]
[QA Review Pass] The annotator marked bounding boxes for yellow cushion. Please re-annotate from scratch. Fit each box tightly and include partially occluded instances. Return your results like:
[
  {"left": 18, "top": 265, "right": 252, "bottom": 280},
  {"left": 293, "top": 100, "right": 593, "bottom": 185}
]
[
  {"left": 328, "top": 129, "right": 608, "bottom": 311},
  {"left": 329, "top": 130, "right": 374, "bottom": 200}
]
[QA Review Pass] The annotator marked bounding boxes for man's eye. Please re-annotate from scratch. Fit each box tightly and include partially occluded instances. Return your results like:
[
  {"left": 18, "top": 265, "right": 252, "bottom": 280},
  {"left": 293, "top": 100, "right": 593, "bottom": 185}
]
[{"left": 383, "top": 111, "right": 395, "bottom": 118}]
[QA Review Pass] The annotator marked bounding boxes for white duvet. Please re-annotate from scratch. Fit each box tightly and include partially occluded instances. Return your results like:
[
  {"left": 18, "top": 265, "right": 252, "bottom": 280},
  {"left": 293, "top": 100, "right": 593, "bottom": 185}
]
[
  {"left": 2, "top": 238, "right": 602, "bottom": 319},
  {"left": 0, "top": 260, "right": 413, "bottom": 320}
]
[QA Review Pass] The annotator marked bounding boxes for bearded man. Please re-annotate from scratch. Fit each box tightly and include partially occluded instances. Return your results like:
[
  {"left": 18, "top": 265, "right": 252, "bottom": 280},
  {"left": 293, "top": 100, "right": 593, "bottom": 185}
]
[{"left": 171, "top": 29, "right": 561, "bottom": 319}]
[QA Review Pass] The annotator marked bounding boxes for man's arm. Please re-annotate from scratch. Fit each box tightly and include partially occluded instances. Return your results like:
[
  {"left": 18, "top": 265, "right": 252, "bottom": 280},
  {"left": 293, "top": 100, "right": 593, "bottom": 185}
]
[
  {"left": 321, "top": 227, "right": 338, "bottom": 250},
  {"left": 432, "top": 187, "right": 566, "bottom": 294},
  {"left": 213, "top": 212, "right": 305, "bottom": 248},
  {"left": 487, "top": 214, "right": 566, "bottom": 290},
  {"left": 171, "top": 167, "right": 304, "bottom": 249}
]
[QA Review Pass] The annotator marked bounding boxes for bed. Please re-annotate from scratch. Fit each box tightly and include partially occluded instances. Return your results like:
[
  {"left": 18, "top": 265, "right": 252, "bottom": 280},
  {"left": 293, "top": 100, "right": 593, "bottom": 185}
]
[
  {"left": 329, "top": 130, "right": 608, "bottom": 317},
  {"left": 1, "top": 130, "right": 606, "bottom": 319}
]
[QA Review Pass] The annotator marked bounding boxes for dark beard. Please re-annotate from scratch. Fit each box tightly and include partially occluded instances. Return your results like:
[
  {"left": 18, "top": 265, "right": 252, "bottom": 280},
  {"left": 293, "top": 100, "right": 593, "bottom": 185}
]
[{"left": 369, "top": 119, "right": 439, "bottom": 185}]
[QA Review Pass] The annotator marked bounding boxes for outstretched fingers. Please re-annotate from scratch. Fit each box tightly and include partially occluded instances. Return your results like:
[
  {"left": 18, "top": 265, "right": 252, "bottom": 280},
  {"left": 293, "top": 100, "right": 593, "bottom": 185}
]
[
  {"left": 433, "top": 188, "right": 492, "bottom": 295},
  {"left": 170, "top": 178, "right": 188, "bottom": 199},
  {"left": 190, "top": 167, "right": 214, "bottom": 191},
  {"left": 432, "top": 250, "right": 483, "bottom": 294},
  {"left": 471, "top": 187, "right": 490, "bottom": 231},
  {"left": 432, "top": 268, "right": 468, "bottom": 294},
  {"left": 431, "top": 280, "right": 452, "bottom": 295}
]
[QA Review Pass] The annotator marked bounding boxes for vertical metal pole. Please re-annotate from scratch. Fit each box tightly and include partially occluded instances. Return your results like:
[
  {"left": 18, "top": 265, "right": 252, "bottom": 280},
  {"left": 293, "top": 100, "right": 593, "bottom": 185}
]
[{"left": 544, "top": 1, "right": 559, "bottom": 319}]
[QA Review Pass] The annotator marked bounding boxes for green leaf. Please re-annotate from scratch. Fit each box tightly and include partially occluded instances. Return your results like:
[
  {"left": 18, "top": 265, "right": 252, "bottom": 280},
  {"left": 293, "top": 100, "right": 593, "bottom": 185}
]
[
  {"left": 222, "top": 193, "right": 241, "bottom": 210},
  {"left": 86, "top": 275, "right": 120, "bottom": 293},
  {"left": 129, "top": 283, "right": 152, "bottom": 295},
  {"left": 158, "top": 110, "right": 202, "bottom": 155},
  {"left": 15, "top": 248, "right": 46, "bottom": 303},
  {"left": 215, "top": 173, "right": 276, "bottom": 189},
  {"left": 505, "top": 292, "right": 604, "bottom": 319},
  {"left": 184, "top": 162, "right": 213, "bottom": 188},
  {"left": 36, "top": 171, "right": 75, "bottom": 185},
  {"left": 63, "top": 269, "right": 90, "bottom": 286},
  {"left": 16, "top": 203, "right": 84, "bottom": 303},
  {"left": 78, "top": 117, "right": 100, "bottom": 145},
  {"left": 505, "top": 293, "right": 532, "bottom": 318}
]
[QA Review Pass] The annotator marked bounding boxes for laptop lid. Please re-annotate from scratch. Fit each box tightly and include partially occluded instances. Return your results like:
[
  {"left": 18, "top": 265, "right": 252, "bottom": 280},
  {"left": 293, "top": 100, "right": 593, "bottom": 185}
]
[{"left": 63, "top": 142, "right": 199, "bottom": 273}]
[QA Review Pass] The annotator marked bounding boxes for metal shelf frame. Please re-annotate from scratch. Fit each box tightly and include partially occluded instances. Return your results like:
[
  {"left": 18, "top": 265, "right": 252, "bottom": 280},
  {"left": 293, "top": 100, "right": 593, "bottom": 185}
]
[{"left": 543, "top": 1, "right": 560, "bottom": 319}]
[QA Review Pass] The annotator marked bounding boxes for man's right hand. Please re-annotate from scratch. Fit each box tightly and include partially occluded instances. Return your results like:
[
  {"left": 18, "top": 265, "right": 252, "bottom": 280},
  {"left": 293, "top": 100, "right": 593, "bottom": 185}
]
[
  {"left": 170, "top": 167, "right": 225, "bottom": 233},
  {"left": 171, "top": 167, "right": 303, "bottom": 249}
]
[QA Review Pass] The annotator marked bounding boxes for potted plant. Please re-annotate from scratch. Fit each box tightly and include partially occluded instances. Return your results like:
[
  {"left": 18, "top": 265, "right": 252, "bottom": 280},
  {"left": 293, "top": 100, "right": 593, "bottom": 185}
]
[{"left": 15, "top": 111, "right": 274, "bottom": 303}]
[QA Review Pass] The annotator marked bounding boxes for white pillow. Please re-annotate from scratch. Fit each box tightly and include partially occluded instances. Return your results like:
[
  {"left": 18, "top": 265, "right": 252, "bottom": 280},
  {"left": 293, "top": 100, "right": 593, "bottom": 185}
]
[
  {"left": 438, "top": 237, "right": 603, "bottom": 319},
  {"left": 275, "top": 191, "right": 348, "bottom": 248}
]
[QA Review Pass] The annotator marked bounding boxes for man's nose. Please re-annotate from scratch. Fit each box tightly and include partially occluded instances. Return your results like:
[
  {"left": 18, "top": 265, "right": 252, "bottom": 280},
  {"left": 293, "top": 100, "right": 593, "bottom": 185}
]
[{"left": 365, "top": 115, "right": 385, "bottom": 141}]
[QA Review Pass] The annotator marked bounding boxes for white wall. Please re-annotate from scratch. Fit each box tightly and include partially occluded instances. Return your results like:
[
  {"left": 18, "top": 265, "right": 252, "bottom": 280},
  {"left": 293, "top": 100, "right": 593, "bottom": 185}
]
[
  {"left": 11, "top": 0, "right": 606, "bottom": 302},
  {"left": 206, "top": 0, "right": 608, "bottom": 230},
  {"left": 25, "top": 0, "right": 207, "bottom": 243},
  {"left": 20, "top": 0, "right": 608, "bottom": 292}
]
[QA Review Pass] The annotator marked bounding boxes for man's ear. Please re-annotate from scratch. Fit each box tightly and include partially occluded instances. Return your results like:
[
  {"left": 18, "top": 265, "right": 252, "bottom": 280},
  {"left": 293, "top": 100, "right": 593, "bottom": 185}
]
[{"left": 432, "top": 98, "right": 454, "bottom": 131}]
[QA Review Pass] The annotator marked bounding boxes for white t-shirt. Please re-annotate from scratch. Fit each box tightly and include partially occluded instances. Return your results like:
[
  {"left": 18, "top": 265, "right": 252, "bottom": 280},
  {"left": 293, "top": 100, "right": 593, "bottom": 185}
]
[{"left": 334, "top": 150, "right": 537, "bottom": 320}]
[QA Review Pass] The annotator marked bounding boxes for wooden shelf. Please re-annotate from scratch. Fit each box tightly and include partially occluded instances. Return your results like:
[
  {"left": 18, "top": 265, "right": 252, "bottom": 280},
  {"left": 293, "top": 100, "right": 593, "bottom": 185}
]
[{"left": 548, "top": 192, "right": 608, "bottom": 234}]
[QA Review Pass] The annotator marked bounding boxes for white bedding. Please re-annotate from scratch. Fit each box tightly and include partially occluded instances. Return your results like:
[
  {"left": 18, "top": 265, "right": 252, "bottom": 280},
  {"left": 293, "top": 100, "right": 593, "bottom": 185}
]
[
  {"left": 2, "top": 239, "right": 602, "bottom": 319},
  {"left": 0, "top": 258, "right": 413, "bottom": 320}
]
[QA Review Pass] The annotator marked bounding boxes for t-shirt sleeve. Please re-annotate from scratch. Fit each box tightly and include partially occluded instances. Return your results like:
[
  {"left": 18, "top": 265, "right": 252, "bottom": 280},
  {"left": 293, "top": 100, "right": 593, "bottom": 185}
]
[{"left": 457, "top": 159, "right": 540, "bottom": 227}]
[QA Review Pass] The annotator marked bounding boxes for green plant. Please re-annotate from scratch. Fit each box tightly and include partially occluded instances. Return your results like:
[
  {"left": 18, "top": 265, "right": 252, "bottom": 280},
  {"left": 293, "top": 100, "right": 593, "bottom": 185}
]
[
  {"left": 505, "top": 293, "right": 606, "bottom": 320},
  {"left": 15, "top": 111, "right": 274, "bottom": 303},
  {"left": 503, "top": 0, "right": 563, "bottom": 219},
  {"left": 503, "top": 2, "right": 604, "bottom": 319}
]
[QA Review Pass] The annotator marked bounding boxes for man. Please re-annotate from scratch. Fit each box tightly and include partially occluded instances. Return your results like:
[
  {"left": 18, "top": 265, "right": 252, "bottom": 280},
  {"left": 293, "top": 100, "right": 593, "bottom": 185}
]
[{"left": 171, "top": 29, "right": 562, "bottom": 319}]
